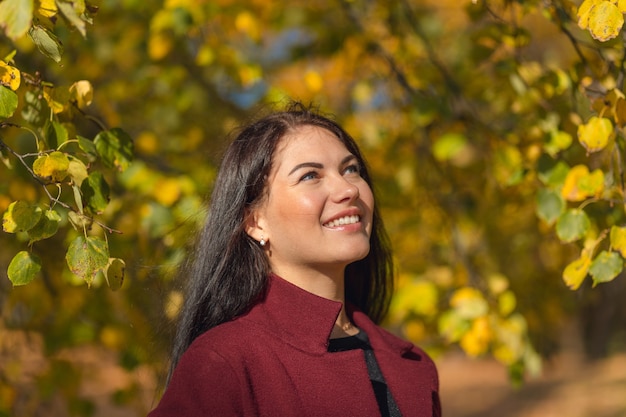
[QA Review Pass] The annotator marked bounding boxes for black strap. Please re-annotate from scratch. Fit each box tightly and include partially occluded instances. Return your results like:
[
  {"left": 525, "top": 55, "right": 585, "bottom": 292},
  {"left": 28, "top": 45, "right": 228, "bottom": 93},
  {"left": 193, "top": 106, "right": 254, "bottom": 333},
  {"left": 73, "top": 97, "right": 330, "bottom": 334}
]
[{"left": 328, "top": 331, "right": 402, "bottom": 417}]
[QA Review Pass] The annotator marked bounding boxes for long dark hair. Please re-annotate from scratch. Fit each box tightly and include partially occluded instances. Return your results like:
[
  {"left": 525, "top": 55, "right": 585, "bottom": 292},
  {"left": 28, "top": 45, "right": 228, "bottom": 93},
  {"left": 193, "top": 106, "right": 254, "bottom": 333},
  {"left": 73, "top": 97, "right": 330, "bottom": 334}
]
[{"left": 168, "top": 102, "right": 394, "bottom": 380}]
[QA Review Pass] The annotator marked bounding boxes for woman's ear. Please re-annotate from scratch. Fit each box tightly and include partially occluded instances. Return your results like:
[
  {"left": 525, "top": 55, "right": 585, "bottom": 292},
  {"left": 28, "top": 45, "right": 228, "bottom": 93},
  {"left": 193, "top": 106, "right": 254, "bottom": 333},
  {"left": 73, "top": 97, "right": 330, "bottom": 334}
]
[{"left": 244, "top": 207, "right": 266, "bottom": 243}]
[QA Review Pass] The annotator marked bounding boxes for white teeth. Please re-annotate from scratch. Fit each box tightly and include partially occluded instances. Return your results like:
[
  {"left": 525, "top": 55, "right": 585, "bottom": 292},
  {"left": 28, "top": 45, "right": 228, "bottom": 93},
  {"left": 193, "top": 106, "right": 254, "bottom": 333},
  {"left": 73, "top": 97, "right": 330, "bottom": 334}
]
[{"left": 324, "top": 215, "right": 360, "bottom": 228}]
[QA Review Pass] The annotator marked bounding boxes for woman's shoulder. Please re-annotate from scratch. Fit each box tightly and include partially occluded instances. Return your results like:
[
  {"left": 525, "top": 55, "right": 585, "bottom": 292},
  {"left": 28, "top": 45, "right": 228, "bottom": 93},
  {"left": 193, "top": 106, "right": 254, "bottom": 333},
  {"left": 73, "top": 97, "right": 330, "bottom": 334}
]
[{"left": 186, "top": 315, "right": 261, "bottom": 355}]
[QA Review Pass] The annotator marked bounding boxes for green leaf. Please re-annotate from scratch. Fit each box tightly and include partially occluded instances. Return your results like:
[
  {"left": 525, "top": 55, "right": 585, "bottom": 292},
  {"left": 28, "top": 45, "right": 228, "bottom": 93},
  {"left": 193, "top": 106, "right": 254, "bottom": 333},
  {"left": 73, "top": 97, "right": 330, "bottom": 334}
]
[
  {"left": 44, "top": 120, "right": 69, "bottom": 149},
  {"left": 28, "top": 209, "right": 61, "bottom": 243},
  {"left": 77, "top": 135, "right": 98, "bottom": 161},
  {"left": 94, "top": 128, "right": 134, "bottom": 171},
  {"left": 589, "top": 251, "right": 623, "bottom": 286},
  {"left": 536, "top": 188, "right": 564, "bottom": 225},
  {"left": 105, "top": 258, "right": 125, "bottom": 291},
  {"left": 56, "top": 0, "right": 87, "bottom": 37},
  {"left": 81, "top": 171, "right": 110, "bottom": 214},
  {"left": 7, "top": 251, "right": 41, "bottom": 286},
  {"left": 556, "top": 209, "right": 591, "bottom": 243},
  {"left": 66, "top": 235, "right": 109, "bottom": 285},
  {"left": 432, "top": 133, "right": 468, "bottom": 161},
  {"left": 0, "top": 0, "right": 34, "bottom": 40},
  {"left": 537, "top": 156, "right": 570, "bottom": 188},
  {"left": 28, "top": 24, "right": 64, "bottom": 63},
  {"left": 0, "top": 86, "right": 18, "bottom": 118},
  {"left": 494, "top": 145, "right": 524, "bottom": 186},
  {"left": 438, "top": 310, "right": 471, "bottom": 343},
  {"left": 21, "top": 90, "right": 49, "bottom": 126},
  {"left": 544, "top": 130, "right": 573, "bottom": 157},
  {"left": 2, "top": 201, "right": 42, "bottom": 233},
  {"left": 498, "top": 290, "right": 517, "bottom": 317}
]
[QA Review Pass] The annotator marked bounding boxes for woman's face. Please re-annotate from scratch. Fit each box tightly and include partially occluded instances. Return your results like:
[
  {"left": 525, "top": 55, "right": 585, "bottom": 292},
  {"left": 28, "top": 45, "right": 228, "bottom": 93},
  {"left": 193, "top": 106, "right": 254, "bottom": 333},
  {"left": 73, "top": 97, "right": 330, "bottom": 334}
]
[{"left": 249, "top": 125, "right": 374, "bottom": 278}]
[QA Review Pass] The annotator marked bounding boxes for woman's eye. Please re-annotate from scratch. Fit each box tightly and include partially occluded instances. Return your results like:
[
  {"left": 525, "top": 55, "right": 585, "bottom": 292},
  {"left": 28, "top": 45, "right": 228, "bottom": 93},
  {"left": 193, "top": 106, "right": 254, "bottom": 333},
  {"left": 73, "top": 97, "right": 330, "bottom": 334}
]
[
  {"left": 300, "top": 171, "right": 319, "bottom": 181},
  {"left": 344, "top": 164, "right": 361, "bottom": 175}
]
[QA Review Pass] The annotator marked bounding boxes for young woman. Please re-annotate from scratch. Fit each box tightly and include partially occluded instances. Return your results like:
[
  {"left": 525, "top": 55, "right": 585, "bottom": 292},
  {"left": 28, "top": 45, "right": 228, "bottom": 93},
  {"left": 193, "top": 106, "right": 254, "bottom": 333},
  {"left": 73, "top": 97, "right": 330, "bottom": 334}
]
[{"left": 148, "top": 103, "right": 441, "bottom": 417}]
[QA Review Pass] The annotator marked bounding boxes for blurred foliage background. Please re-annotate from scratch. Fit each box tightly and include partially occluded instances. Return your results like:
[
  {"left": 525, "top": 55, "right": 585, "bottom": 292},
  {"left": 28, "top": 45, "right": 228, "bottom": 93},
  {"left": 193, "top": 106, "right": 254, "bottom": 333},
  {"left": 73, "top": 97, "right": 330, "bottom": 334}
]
[{"left": 2, "top": 0, "right": 626, "bottom": 415}]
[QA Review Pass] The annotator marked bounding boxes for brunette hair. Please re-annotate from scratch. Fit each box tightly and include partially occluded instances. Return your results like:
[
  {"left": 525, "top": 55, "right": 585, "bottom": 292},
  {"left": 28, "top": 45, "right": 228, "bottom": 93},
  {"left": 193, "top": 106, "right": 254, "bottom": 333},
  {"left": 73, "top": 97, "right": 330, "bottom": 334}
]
[{"left": 167, "top": 102, "right": 394, "bottom": 380}]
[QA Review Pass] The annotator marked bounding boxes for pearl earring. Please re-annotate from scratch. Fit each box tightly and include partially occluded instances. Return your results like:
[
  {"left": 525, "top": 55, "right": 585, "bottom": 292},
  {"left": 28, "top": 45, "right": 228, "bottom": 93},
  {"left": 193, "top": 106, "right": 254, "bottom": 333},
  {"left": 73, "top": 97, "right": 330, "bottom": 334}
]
[{"left": 260, "top": 238, "right": 266, "bottom": 246}]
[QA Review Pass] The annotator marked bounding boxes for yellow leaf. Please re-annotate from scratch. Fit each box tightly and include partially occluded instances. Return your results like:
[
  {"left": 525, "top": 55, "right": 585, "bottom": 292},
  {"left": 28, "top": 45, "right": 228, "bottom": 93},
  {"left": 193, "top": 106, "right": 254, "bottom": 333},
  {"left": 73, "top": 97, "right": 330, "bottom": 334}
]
[
  {"left": 32, "top": 151, "right": 70, "bottom": 182},
  {"left": 403, "top": 321, "right": 426, "bottom": 342},
  {"left": 304, "top": 70, "right": 324, "bottom": 93},
  {"left": 165, "top": 290, "right": 183, "bottom": 320},
  {"left": 235, "top": 11, "right": 259, "bottom": 41},
  {"left": 492, "top": 315, "right": 527, "bottom": 365},
  {"left": 100, "top": 325, "right": 125, "bottom": 349},
  {"left": 610, "top": 225, "right": 626, "bottom": 257},
  {"left": 43, "top": 86, "right": 69, "bottom": 114},
  {"left": 450, "top": 287, "right": 488, "bottom": 319},
  {"left": 460, "top": 316, "right": 492, "bottom": 357},
  {"left": 592, "top": 89, "right": 626, "bottom": 125},
  {"left": 562, "top": 252, "right": 591, "bottom": 290},
  {"left": 135, "top": 131, "right": 160, "bottom": 155},
  {"left": 69, "top": 80, "right": 93, "bottom": 109},
  {"left": 587, "top": 1, "right": 624, "bottom": 41},
  {"left": 2, "top": 201, "right": 42, "bottom": 233},
  {"left": 578, "top": 0, "right": 602, "bottom": 30},
  {"left": 67, "top": 159, "right": 88, "bottom": 186},
  {"left": 149, "top": 32, "right": 173, "bottom": 61},
  {"left": 0, "top": 60, "right": 20, "bottom": 91},
  {"left": 561, "top": 165, "right": 591, "bottom": 202},
  {"left": 37, "top": 0, "right": 57, "bottom": 18},
  {"left": 577, "top": 116, "right": 612, "bottom": 153},
  {"left": 488, "top": 273, "right": 509, "bottom": 295},
  {"left": 238, "top": 64, "right": 262, "bottom": 88},
  {"left": 498, "top": 290, "right": 517, "bottom": 317},
  {"left": 153, "top": 177, "right": 181, "bottom": 207}
]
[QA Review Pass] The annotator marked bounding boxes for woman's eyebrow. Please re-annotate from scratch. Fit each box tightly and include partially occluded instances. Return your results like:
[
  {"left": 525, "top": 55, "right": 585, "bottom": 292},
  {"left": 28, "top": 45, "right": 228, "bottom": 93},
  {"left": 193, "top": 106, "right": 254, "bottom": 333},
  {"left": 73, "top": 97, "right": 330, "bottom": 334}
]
[
  {"left": 341, "top": 155, "right": 357, "bottom": 165},
  {"left": 287, "top": 155, "right": 357, "bottom": 176},
  {"left": 288, "top": 162, "right": 323, "bottom": 176}
]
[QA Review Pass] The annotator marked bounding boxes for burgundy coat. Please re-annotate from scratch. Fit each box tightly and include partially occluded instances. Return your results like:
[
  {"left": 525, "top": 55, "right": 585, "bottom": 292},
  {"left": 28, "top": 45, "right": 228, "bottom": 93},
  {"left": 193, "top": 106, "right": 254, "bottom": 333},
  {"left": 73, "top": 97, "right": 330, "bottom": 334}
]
[{"left": 149, "top": 275, "right": 441, "bottom": 417}]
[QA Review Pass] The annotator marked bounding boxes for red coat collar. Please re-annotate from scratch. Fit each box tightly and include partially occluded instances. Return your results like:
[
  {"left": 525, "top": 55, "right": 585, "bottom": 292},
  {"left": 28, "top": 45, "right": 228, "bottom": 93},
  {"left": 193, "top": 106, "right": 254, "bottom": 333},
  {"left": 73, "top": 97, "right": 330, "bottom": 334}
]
[{"left": 241, "top": 274, "right": 414, "bottom": 356}]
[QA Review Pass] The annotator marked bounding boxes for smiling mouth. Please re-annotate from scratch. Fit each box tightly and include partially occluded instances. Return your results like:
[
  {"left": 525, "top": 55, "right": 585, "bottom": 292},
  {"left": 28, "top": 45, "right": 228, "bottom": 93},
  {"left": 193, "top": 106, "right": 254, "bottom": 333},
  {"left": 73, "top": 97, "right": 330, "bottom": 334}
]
[{"left": 323, "top": 215, "right": 360, "bottom": 228}]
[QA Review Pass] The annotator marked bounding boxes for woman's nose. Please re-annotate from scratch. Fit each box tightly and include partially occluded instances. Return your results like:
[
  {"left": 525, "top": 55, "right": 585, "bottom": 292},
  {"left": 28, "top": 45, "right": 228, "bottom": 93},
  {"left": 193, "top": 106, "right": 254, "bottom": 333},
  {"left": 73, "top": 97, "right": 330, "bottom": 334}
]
[{"left": 331, "top": 176, "right": 360, "bottom": 202}]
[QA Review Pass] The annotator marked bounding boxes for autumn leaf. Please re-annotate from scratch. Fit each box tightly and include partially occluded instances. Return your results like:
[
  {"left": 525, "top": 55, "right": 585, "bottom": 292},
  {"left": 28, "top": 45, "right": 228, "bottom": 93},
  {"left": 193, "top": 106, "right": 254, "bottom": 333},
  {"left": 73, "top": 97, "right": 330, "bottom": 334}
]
[
  {"left": 0, "top": 0, "right": 34, "bottom": 40},
  {"left": 32, "top": 151, "right": 70, "bottom": 182},
  {"left": 69, "top": 80, "right": 93, "bottom": 109},
  {"left": 563, "top": 251, "right": 592, "bottom": 290},
  {"left": 37, "top": 0, "right": 58, "bottom": 18},
  {"left": 0, "top": 60, "right": 20, "bottom": 90},
  {"left": 578, "top": 0, "right": 625, "bottom": 41},
  {"left": 450, "top": 287, "right": 489, "bottom": 319},
  {"left": 460, "top": 316, "right": 492, "bottom": 357},
  {"left": 2, "top": 201, "right": 42, "bottom": 233},
  {"left": 66, "top": 235, "right": 110, "bottom": 285},
  {"left": 561, "top": 165, "right": 604, "bottom": 202},
  {"left": 610, "top": 225, "right": 626, "bottom": 257},
  {"left": 577, "top": 116, "right": 613, "bottom": 153}
]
